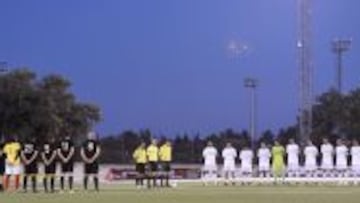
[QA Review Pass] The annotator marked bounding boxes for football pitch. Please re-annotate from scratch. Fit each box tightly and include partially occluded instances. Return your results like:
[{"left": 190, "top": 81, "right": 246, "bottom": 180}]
[{"left": 2, "top": 184, "right": 360, "bottom": 203}]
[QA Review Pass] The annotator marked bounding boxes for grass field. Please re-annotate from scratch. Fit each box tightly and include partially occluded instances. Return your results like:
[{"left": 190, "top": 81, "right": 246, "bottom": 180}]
[{"left": 2, "top": 183, "right": 360, "bottom": 203}]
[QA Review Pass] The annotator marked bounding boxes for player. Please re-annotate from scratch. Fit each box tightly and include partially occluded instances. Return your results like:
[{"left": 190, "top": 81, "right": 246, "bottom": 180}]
[
  {"left": 133, "top": 141, "right": 147, "bottom": 188},
  {"left": 159, "top": 140, "right": 172, "bottom": 187},
  {"left": 41, "top": 137, "right": 57, "bottom": 193},
  {"left": 2, "top": 135, "right": 22, "bottom": 191},
  {"left": 0, "top": 138, "right": 5, "bottom": 192},
  {"left": 239, "top": 145, "right": 253, "bottom": 181},
  {"left": 257, "top": 142, "right": 271, "bottom": 178},
  {"left": 304, "top": 140, "right": 319, "bottom": 178},
  {"left": 202, "top": 141, "right": 218, "bottom": 185},
  {"left": 21, "top": 137, "right": 39, "bottom": 193},
  {"left": 58, "top": 136, "right": 75, "bottom": 193},
  {"left": 335, "top": 139, "right": 348, "bottom": 178},
  {"left": 81, "top": 132, "right": 101, "bottom": 191},
  {"left": 221, "top": 142, "right": 237, "bottom": 185},
  {"left": 351, "top": 139, "right": 360, "bottom": 184},
  {"left": 286, "top": 138, "right": 300, "bottom": 177},
  {"left": 320, "top": 138, "right": 334, "bottom": 177},
  {"left": 146, "top": 138, "right": 159, "bottom": 188},
  {"left": 272, "top": 140, "right": 285, "bottom": 184}
]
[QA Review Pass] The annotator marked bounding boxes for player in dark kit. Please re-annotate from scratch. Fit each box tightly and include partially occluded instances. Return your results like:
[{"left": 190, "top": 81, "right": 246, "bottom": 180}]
[
  {"left": 21, "top": 138, "right": 39, "bottom": 193},
  {"left": 0, "top": 138, "right": 5, "bottom": 192},
  {"left": 80, "top": 132, "right": 101, "bottom": 191},
  {"left": 57, "top": 136, "right": 75, "bottom": 193},
  {"left": 41, "top": 138, "right": 57, "bottom": 193}
]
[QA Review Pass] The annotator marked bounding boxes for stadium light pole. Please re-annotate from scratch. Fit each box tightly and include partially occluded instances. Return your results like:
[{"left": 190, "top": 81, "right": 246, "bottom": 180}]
[
  {"left": 331, "top": 38, "right": 352, "bottom": 93},
  {"left": 244, "top": 78, "right": 258, "bottom": 150}
]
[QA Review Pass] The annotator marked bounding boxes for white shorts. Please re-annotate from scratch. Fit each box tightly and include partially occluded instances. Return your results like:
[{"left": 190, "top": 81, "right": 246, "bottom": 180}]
[
  {"left": 203, "top": 164, "right": 218, "bottom": 172},
  {"left": 321, "top": 162, "right": 334, "bottom": 170},
  {"left": 258, "top": 164, "right": 270, "bottom": 172},
  {"left": 5, "top": 164, "right": 22, "bottom": 175},
  {"left": 336, "top": 164, "right": 348, "bottom": 171},
  {"left": 223, "top": 163, "right": 236, "bottom": 172},
  {"left": 241, "top": 165, "right": 252, "bottom": 173},
  {"left": 304, "top": 164, "right": 318, "bottom": 171},
  {"left": 352, "top": 165, "right": 360, "bottom": 174},
  {"left": 287, "top": 163, "right": 300, "bottom": 171}
]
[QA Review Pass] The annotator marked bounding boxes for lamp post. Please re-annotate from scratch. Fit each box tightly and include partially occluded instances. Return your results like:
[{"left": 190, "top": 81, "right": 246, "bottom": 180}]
[
  {"left": 331, "top": 38, "right": 352, "bottom": 93},
  {"left": 244, "top": 78, "right": 258, "bottom": 149}
]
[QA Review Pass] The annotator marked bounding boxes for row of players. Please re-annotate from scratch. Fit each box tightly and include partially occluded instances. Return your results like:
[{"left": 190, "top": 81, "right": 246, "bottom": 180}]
[
  {"left": 202, "top": 138, "right": 360, "bottom": 182},
  {"left": 0, "top": 132, "right": 101, "bottom": 193}
]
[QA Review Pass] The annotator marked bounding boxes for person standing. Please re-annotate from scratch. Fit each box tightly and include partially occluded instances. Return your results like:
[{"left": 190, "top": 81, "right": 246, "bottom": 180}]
[
  {"left": 272, "top": 140, "right": 285, "bottom": 184},
  {"left": 286, "top": 138, "right": 300, "bottom": 177},
  {"left": 41, "top": 137, "right": 57, "bottom": 193},
  {"left": 81, "top": 132, "right": 101, "bottom": 191},
  {"left": 304, "top": 140, "right": 319, "bottom": 178},
  {"left": 159, "top": 140, "right": 172, "bottom": 187},
  {"left": 2, "top": 135, "right": 21, "bottom": 191},
  {"left": 257, "top": 142, "right": 271, "bottom": 178},
  {"left": 202, "top": 141, "right": 218, "bottom": 185},
  {"left": 221, "top": 142, "right": 237, "bottom": 185},
  {"left": 146, "top": 139, "right": 159, "bottom": 188},
  {"left": 58, "top": 136, "right": 75, "bottom": 193},
  {"left": 0, "top": 138, "right": 5, "bottom": 192},
  {"left": 21, "top": 137, "right": 39, "bottom": 193},
  {"left": 133, "top": 141, "right": 147, "bottom": 188}
]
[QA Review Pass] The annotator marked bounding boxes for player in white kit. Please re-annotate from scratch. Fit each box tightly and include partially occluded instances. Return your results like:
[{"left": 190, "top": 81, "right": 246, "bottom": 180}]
[
  {"left": 202, "top": 141, "right": 218, "bottom": 185},
  {"left": 286, "top": 138, "right": 300, "bottom": 177},
  {"left": 320, "top": 138, "right": 334, "bottom": 177},
  {"left": 239, "top": 146, "right": 253, "bottom": 180},
  {"left": 304, "top": 140, "right": 319, "bottom": 178},
  {"left": 351, "top": 140, "right": 360, "bottom": 177},
  {"left": 257, "top": 142, "right": 271, "bottom": 178},
  {"left": 335, "top": 139, "right": 348, "bottom": 178},
  {"left": 221, "top": 142, "right": 237, "bottom": 185}
]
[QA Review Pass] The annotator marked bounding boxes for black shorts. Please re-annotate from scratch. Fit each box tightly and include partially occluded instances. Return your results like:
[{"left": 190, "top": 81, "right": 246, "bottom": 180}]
[
  {"left": 24, "top": 163, "right": 38, "bottom": 174},
  {"left": 45, "top": 163, "right": 56, "bottom": 174},
  {"left": 148, "top": 162, "right": 158, "bottom": 172},
  {"left": 61, "top": 162, "right": 74, "bottom": 173},
  {"left": 0, "top": 159, "right": 5, "bottom": 175},
  {"left": 84, "top": 163, "right": 99, "bottom": 174},
  {"left": 136, "top": 163, "right": 145, "bottom": 174},
  {"left": 161, "top": 162, "right": 171, "bottom": 172}
]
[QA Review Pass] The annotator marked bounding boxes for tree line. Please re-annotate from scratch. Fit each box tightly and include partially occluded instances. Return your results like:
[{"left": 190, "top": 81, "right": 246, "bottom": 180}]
[{"left": 2, "top": 69, "right": 360, "bottom": 163}]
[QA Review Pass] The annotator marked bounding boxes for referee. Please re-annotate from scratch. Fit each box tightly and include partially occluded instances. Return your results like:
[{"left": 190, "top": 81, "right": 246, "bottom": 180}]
[
  {"left": 132, "top": 141, "right": 147, "bottom": 188},
  {"left": 146, "top": 139, "right": 159, "bottom": 188},
  {"left": 159, "top": 140, "right": 172, "bottom": 187}
]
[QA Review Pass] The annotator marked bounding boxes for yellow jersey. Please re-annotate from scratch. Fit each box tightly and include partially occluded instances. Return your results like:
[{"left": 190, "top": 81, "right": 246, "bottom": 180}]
[
  {"left": 3, "top": 142, "right": 21, "bottom": 165},
  {"left": 133, "top": 147, "right": 147, "bottom": 164},
  {"left": 146, "top": 144, "right": 159, "bottom": 162},
  {"left": 159, "top": 144, "right": 172, "bottom": 162}
]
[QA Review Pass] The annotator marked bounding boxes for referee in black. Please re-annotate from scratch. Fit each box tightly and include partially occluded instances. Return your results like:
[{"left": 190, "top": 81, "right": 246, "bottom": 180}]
[{"left": 81, "top": 132, "right": 101, "bottom": 191}]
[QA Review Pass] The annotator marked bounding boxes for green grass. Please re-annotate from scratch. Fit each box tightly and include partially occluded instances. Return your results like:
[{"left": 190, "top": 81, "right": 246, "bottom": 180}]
[{"left": 2, "top": 184, "right": 360, "bottom": 203}]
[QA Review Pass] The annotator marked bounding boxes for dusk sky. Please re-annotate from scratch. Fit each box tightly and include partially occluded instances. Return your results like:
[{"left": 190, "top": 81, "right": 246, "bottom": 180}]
[{"left": 1, "top": 0, "right": 359, "bottom": 136}]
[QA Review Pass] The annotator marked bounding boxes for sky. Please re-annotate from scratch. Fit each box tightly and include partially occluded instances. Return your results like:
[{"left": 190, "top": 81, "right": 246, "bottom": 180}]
[{"left": 0, "top": 0, "right": 360, "bottom": 136}]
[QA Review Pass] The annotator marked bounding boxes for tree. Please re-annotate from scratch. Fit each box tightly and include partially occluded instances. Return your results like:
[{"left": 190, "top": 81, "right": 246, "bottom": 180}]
[{"left": 0, "top": 68, "right": 101, "bottom": 142}]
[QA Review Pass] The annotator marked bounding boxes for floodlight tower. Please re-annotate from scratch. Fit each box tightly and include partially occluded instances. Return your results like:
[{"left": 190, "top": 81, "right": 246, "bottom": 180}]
[
  {"left": 297, "top": 0, "right": 313, "bottom": 144},
  {"left": 244, "top": 77, "right": 258, "bottom": 149},
  {"left": 331, "top": 38, "right": 352, "bottom": 93}
]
